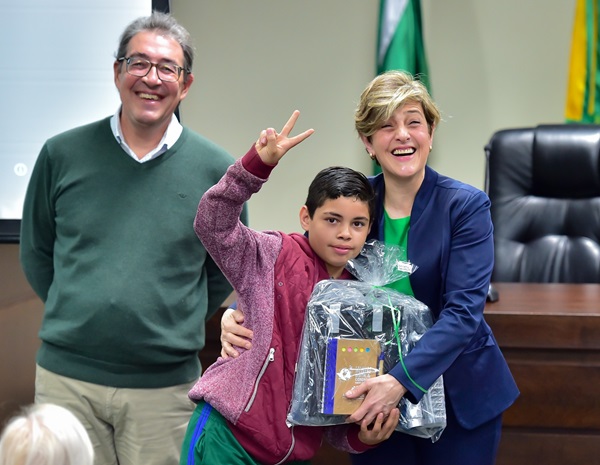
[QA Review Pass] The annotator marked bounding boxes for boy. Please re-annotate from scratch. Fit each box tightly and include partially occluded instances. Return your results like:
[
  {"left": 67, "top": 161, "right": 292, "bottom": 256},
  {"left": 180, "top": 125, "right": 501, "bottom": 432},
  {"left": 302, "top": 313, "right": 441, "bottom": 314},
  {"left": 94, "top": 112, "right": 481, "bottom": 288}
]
[{"left": 181, "top": 111, "right": 400, "bottom": 465}]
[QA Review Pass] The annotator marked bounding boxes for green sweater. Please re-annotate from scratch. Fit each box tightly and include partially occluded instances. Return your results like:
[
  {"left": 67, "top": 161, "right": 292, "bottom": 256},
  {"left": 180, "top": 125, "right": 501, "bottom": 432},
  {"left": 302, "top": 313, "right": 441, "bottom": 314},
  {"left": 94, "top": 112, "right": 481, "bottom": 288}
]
[{"left": 20, "top": 117, "right": 244, "bottom": 388}]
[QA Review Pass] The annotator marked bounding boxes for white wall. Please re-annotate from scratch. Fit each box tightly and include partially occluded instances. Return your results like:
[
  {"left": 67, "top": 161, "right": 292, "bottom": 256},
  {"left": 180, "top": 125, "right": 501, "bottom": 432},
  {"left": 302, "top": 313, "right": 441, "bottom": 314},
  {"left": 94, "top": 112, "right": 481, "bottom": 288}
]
[
  {"left": 422, "top": 0, "right": 574, "bottom": 187},
  {"left": 173, "top": 0, "right": 575, "bottom": 233},
  {"left": 0, "top": 0, "right": 152, "bottom": 221}
]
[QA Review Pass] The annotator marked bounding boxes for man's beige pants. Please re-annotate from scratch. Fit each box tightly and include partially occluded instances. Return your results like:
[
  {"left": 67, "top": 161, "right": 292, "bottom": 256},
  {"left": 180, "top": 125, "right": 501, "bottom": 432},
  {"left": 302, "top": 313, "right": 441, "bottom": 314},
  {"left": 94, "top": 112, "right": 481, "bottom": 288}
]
[{"left": 35, "top": 365, "right": 196, "bottom": 465}]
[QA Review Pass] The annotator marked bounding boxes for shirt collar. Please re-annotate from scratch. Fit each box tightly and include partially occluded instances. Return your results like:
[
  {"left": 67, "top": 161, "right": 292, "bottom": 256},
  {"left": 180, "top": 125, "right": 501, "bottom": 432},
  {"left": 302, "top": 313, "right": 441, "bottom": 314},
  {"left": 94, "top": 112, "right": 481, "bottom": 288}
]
[{"left": 110, "top": 109, "right": 183, "bottom": 163}]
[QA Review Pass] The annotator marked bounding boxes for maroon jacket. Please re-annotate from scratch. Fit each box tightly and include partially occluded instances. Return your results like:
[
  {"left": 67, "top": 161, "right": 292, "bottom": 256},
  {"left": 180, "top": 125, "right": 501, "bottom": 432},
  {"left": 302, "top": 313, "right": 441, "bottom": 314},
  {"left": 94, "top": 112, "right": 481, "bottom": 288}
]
[{"left": 189, "top": 147, "right": 368, "bottom": 464}]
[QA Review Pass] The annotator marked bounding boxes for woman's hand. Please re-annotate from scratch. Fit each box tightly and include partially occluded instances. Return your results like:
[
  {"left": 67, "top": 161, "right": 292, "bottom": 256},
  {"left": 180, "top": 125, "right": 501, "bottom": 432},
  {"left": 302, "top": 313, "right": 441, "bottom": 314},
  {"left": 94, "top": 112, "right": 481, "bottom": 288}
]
[
  {"left": 220, "top": 308, "right": 253, "bottom": 358},
  {"left": 255, "top": 110, "right": 314, "bottom": 165},
  {"left": 357, "top": 407, "right": 400, "bottom": 445},
  {"left": 345, "top": 374, "right": 407, "bottom": 425}
]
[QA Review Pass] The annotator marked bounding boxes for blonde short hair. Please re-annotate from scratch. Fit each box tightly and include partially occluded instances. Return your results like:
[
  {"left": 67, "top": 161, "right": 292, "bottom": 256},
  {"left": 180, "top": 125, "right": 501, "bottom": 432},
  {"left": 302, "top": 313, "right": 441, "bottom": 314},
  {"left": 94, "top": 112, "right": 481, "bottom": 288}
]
[
  {"left": 355, "top": 70, "right": 440, "bottom": 138},
  {"left": 0, "top": 404, "right": 93, "bottom": 465}
]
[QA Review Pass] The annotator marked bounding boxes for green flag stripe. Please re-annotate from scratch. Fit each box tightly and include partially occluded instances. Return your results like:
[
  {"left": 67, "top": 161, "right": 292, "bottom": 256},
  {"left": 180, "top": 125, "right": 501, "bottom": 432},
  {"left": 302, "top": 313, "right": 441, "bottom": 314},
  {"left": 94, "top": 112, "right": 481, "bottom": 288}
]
[{"left": 373, "top": 0, "right": 430, "bottom": 174}]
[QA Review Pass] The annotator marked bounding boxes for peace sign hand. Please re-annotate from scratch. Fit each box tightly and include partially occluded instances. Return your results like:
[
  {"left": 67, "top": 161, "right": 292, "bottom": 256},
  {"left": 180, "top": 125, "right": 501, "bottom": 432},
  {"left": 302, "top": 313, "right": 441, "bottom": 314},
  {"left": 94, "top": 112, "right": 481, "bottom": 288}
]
[{"left": 255, "top": 110, "right": 314, "bottom": 165}]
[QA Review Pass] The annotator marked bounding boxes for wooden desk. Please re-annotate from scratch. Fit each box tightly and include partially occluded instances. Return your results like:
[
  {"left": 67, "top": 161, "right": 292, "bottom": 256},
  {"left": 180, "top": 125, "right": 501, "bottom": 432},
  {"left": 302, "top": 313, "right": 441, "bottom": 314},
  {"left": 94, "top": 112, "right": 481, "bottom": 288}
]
[
  {"left": 202, "top": 283, "right": 600, "bottom": 465},
  {"left": 485, "top": 283, "right": 600, "bottom": 465}
]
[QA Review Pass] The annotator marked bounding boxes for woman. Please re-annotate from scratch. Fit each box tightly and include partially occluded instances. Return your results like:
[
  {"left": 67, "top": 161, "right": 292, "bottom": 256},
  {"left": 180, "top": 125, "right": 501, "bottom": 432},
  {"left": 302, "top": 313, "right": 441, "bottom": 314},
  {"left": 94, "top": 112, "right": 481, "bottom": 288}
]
[
  {"left": 0, "top": 403, "right": 94, "bottom": 465},
  {"left": 221, "top": 71, "right": 519, "bottom": 465}
]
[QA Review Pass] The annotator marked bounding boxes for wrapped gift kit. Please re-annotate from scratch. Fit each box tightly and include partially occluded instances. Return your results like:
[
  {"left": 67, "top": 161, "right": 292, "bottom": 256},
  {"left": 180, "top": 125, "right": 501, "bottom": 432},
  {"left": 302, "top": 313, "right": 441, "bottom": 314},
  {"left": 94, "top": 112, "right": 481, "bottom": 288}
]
[{"left": 287, "top": 241, "right": 446, "bottom": 441}]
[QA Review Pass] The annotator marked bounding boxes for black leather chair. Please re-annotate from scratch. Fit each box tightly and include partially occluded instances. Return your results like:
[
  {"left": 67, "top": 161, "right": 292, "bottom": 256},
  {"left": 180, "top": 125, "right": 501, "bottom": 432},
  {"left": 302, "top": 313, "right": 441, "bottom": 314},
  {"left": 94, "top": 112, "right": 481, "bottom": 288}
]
[{"left": 485, "top": 124, "right": 600, "bottom": 283}]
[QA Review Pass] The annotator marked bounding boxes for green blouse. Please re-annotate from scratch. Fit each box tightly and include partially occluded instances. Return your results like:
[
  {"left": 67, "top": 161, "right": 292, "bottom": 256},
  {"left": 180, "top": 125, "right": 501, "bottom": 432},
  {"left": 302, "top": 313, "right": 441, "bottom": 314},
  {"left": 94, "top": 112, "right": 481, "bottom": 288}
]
[{"left": 383, "top": 210, "right": 414, "bottom": 296}]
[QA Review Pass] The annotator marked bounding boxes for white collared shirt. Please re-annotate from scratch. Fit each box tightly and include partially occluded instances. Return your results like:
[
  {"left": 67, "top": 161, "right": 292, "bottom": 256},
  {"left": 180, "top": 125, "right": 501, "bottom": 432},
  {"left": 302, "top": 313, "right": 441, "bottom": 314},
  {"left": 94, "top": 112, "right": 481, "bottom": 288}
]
[{"left": 110, "top": 109, "right": 183, "bottom": 163}]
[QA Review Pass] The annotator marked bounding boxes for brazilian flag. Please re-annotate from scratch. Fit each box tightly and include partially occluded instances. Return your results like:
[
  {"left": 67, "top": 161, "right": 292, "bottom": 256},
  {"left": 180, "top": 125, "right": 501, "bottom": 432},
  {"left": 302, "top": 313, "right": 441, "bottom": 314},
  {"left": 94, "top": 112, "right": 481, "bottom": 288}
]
[{"left": 566, "top": 0, "right": 600, "bottom": 122}]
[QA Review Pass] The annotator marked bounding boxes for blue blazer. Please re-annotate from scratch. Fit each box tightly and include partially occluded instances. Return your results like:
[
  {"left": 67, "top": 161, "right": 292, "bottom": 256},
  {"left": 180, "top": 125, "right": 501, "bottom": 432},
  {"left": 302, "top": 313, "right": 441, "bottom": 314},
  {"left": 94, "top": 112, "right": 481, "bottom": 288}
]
[{"left": 369, "top": 166, "right": 519, "bottom": 429}]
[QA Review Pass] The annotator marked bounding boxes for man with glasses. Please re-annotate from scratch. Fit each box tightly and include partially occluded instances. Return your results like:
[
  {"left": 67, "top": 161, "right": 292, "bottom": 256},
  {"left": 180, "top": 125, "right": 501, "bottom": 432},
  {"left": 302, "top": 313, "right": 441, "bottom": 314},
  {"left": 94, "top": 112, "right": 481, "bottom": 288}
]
[{"left": 19, "top": 12, "right": 245, "bottom": 465}]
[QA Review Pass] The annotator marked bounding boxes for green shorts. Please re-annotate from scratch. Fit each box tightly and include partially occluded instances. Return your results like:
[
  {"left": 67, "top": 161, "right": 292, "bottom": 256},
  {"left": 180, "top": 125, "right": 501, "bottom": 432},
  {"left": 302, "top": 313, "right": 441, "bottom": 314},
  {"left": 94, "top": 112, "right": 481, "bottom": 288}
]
[{"left": 180, "top": 400, "right": 310, "bottom": 465}]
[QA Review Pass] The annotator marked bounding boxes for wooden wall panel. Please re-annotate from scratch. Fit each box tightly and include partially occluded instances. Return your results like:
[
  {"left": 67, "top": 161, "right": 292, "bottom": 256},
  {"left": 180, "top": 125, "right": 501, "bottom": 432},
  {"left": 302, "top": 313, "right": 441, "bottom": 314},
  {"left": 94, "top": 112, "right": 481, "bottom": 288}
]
[
  {"left": 496, "top": 429, "right": 600, "bottom": 465},
  {"left": 487, "top": 283, "right": 600, "bottom": 465},
  {"left": 0, "top": 244, "right": 42, "bottom": 427}
]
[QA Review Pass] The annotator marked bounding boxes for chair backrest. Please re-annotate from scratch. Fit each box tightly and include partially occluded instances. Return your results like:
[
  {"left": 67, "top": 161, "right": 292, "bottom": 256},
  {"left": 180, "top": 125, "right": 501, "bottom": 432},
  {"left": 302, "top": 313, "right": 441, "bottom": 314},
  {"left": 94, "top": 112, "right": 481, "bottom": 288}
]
[{"left": 485, "top": 124, "right": 600, "bottom": 283}]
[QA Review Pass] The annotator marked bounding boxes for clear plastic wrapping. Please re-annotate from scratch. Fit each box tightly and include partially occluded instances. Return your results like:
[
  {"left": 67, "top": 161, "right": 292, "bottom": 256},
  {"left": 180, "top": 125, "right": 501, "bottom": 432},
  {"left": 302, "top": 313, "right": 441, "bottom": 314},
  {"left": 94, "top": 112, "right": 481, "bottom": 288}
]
[{"left": 287, "top": 240, "right": 446, "bottom": 442}]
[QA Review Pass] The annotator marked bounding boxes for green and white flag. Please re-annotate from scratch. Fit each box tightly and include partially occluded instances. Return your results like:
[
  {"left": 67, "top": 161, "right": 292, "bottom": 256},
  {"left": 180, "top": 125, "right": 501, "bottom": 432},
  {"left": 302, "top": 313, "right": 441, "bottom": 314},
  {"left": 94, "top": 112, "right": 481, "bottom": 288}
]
[
  {"left": 374, "top": 0, "right": 430, "bottom": 173},
  {"left": 377, "top": 0, "right": 430, "bottom": 86}
]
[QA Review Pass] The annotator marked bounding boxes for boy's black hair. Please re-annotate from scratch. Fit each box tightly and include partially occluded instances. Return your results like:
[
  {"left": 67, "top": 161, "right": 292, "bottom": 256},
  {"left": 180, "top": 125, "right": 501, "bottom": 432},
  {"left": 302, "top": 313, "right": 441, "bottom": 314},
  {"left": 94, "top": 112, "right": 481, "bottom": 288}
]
[{"left": 304, "top": 167, "right": 375, "bottom": 222}]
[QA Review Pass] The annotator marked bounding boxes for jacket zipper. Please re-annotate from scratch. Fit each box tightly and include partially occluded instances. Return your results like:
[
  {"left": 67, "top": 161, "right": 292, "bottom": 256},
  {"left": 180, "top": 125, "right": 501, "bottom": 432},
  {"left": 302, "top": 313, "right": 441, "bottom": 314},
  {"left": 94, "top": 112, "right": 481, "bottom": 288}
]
[
  {"left": 244, "top": 347, "right": 275, "bottom": 412},
  {"left": 274, "top": 426, "right": 295, "bottom": 465}
]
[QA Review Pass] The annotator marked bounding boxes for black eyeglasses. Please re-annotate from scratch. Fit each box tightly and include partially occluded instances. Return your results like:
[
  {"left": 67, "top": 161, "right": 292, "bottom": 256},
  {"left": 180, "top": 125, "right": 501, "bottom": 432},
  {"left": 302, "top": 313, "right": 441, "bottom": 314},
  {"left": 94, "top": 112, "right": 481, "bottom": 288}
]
[{"left": 117, "top": 56, "right": 188, "bottom": 82}]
